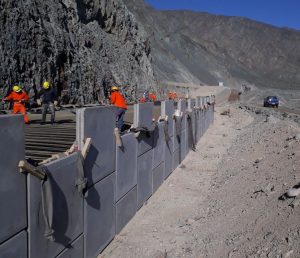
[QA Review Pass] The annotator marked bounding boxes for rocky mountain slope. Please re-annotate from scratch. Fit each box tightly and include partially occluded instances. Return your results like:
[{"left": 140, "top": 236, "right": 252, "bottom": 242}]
[
  {"left": 126, "top": 0, "right": 300, "bottom": 89},
  {"left": 0, "top": 0, "right": 156, "bottom": 104},
  {"left": 1, "top": 0, "right": 300, "bottom": 104}
]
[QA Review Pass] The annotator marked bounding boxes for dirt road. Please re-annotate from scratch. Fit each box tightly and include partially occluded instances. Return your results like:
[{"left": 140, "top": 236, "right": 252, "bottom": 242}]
[{"left": 100, "top": 102, "right": 300, "bottom": 258}]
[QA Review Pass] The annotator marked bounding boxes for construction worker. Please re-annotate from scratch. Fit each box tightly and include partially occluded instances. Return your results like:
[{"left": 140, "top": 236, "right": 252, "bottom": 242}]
[
  {"left": 37, "top": 81, "right": 58, "bottom": 125},
  {"left": 3, "top": 85, "right": 29, "bottom": 123},
  {"left": 168, "top": 91, "right": 177, "bottom": 100},
  {"left": 149, "top": 91, "right": 156, "bottom": 102},
  {"left": 110, "top": 86, "right": 127, "bottom": 131},
  {"left": 139, "top": 96, "right": 146, "bottom": 103},
  {"left": 140, "top": 90, "right": 150, "bottom": 103}
]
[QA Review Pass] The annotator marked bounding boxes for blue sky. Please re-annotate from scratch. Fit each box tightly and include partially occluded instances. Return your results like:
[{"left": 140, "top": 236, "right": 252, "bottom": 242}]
[{"left": 145, "top": 0, "right": 300, "bottom": 30}]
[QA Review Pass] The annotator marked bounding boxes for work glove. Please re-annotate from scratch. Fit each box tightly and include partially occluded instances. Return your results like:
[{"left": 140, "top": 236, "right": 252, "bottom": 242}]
[
  {"left": 37, "top": 99, "right": 42, "bottom": 106},
  {"left": 54, "top": 100, "right": 58, "bottom": 106}
]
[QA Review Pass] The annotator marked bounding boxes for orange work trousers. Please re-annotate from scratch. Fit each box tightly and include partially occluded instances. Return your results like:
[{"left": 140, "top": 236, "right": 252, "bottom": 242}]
[{"left": 13, "top": 103, "right": 29, "bottom": 123}]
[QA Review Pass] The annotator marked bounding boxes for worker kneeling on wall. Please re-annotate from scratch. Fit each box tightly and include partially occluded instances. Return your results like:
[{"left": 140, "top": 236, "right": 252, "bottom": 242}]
[
  {"left": 37, "top": 81, "right": 58, "bottom": 125},
  {"left": 3, "top": 85, "right": 29, "bottom": 124},
  {"left": 110, "top": 86, "right": 127, "bottom": 131}
]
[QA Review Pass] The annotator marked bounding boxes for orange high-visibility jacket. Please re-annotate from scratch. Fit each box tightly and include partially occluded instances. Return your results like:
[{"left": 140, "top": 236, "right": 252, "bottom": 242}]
[
  {"left": 5, "top": 91, "right": 29, "bottom": 103},
  {"left": 168, "top": 92, "right": 176, "bottom": 100},
  {"left": 110, "top": 91, "right": 127, "bottom": 109},
  {"left": 139, "top": 97, "right": 146, "bottom": 103},
  {"left": 149, "top": 93, "right": 156, "bottom": 102}
]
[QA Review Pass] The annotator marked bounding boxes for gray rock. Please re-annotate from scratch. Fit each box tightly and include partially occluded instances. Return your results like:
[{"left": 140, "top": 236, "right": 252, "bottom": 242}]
[{"left": 0, "top": 0, "right": 156, "bottom": 104}]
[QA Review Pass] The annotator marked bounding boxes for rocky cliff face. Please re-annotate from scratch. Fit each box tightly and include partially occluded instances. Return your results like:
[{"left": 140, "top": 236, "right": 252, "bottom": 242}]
[
  {"left": 126, "top": 0, "right": 300, "bottom": 90},
  {"left": 0, "top": 0, "right": 156, "bottom": 104}
]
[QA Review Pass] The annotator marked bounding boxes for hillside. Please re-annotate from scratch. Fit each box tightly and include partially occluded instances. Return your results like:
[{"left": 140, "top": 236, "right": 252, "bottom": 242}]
[
  {"left": 125, "top": 0, "right": 300, "bottom": 89},
  {"left": 1, "top": 0, "right": 300, "bottom": 105},
  {"left": 0, "top": 0, "right": 156, "bottom": 104}
]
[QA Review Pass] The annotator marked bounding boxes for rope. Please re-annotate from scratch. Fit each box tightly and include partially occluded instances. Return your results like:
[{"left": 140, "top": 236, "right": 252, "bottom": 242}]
[
  {"left": 75, "top": 153, "right": 88, "bottom": 198},
  {"left": 39, "top": 166, "right": 55, "bottom": 241}
]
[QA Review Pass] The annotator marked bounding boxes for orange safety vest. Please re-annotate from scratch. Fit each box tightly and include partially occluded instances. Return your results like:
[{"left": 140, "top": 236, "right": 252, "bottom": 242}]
[
  {"left": 110, "top": 91, "right": 127, "bottom": 109},
  {"left": 5, "top": 91, "right": 29, "bottom": 103},
  {"left": 140, "top": 97, "right": 146, "bottom": 103},
  {"left": 149, "top": 93, "right": 156, "bottom": 102},
  {"left": 4, "top": 91, "right": 29, "bottom": 123}
]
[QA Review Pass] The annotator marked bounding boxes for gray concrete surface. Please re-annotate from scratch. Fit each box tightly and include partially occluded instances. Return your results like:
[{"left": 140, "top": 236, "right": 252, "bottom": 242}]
[
  {"left": 152, "top": 122, "right": 165, "bottom": 169},
  {"left": 28, "top": 153, "right": 83, "bottom": 258},
  {"left": 77, "top": 107, "right": 116, "bottom": 186},
  {"left": 57, "top": 235, "right": 84, "bottom": 258},
  {"left": 116, "top": 133, "right": 138, "bottom": 201},
  {"left": 0, "top": 115, "right": 27, "bottom": 244},
  {"left": 152, "top": 162, "right": 165, "bottom": 194},
  {"left": 137, "top": 150, "right": 153, "bottom": 209},
  {"left": 161, "top": 100, "right": 175, "bottom": 137},
  {"left": 116, "top": 186, "right": 137, "bottom": 234},
  {"left": 164, "top": 136, "right": 174, "bottom": 179},
  {"left": 0, "top": 230, "right": 27, "bottom": 258},
  {"left": 137, "top": 131, "right": 154, "bottom": 157},
  {"left": 84, "top": 173, "right": 116, "bottom": 258},
  {"left": 133, "top": 102, "right": 154, "bottom": 130}
]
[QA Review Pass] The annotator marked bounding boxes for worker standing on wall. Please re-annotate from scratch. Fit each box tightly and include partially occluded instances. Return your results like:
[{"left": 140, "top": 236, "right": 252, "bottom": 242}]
[
  {"left": 168, "top": 91, "right": 177, "bottom": 101},
  {"left": 110, "top": 86, "right": 127, "bottom": 131},
  {"left": 149, "top": 90, "right": 156, "bottom": 102},
  {"left": 3, "top": 85, "right": 29, "bottom": 123},
  {"left": 37, "top": 81, "right": 58, "bottom": 125}
]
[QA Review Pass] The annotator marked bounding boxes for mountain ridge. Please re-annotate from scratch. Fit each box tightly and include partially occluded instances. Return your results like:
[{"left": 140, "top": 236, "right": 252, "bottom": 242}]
[{"left": 125, "top": 0, "right": 300, "bottom": 90}]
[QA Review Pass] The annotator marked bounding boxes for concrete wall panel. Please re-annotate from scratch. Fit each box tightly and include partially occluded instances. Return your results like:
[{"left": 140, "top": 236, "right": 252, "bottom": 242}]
[
  {"left": 187, "top": 111, "right": 196, "bottom": 151},
  {"left": 178, "top": 99, "right": 187, "bottom": 130},
  {"left": 137, "top": 131, "right": 153, "bottom": 157},
  {"left": 116, "top": 133, "right": 137, "bottom": 201},
  {"left": 173, "top": 126, "right": 180, "bottom": 152},
  {"left": 84, "top": 173, "right": 115, "bottom": 258},
  {"left": 152, "top": 122, "right": 165, "bottom": 169},
  {"left": 161, "top": 100, "right": 175, "bottom": 137},
  {"left": 180, "top": 130, "right": 187, "bottom": 162},
  {"left": 195, "top": 110, "right": 200, "bottom": 142},
  {"left": 200, "top": 110, "right": 204, "bottom": 138},
  {"left": 0, "top": 230, "right": 27, "bottom": 258},
  {"left": 164, "top": 136, "right": 174, "bottom": 179},
  {"left": 0, "top": 115, "right": 27, "bottom": 243},
  {"left": 172, "top": 149, "right": 180, "bottom": 171},
  {"left": 153, "top": 162, "right": 165, "bottom": 194},
  {"left": 116, "top": 186, "right": 137, "bottom": 234},
  {"left": 77, "top": 107, "right": 116, "bottom": 186},
  {"left": 196, "top": 97, "right": 201, "bottom": 108},
  {"left": 28, "top": 153, "right": 83, "bottom": 258},
  {"left": 137, "top": 150, "right": 153, "bottom": 209},
  {"left": 133, "top": 102, "right": 154, "bottom": 130},
  {"left": 57, "top": 235, "right": 83, "bottom": 258},
  {"left": 188, "top": 99, "right": 196, "bottom": 110}
]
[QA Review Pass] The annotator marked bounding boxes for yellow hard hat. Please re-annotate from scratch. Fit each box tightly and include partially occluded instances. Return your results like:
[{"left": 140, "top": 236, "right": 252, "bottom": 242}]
[
  {"left": 111, "top": 86, "right": 119, "bottom": 91},
  {"left": 13, "top": 85, "right": 22, "bottom": 93},
  {"left": 43, "top": 81, "right": 50, "bottom": 89}
]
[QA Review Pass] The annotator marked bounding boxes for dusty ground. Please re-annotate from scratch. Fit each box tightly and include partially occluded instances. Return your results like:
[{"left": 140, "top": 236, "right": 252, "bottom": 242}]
[{"left": 100, "top": 101, "right": 300, "bottom": 258}]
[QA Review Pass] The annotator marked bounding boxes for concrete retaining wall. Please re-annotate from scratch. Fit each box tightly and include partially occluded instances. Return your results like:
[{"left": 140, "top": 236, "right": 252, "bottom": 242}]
[{"left": 0, "top": 97, "right": 215, "bottom": 258}]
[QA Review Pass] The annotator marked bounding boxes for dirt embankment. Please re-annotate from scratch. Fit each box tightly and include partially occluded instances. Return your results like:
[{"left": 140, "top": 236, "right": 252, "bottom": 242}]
[{"left": 100, "top": 102, "right": 300, "bottom": 258}]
